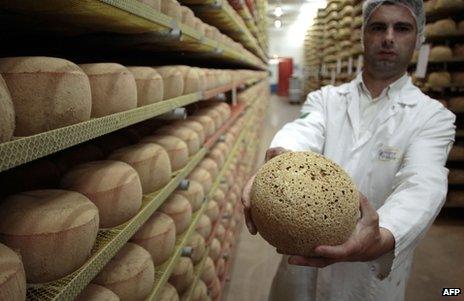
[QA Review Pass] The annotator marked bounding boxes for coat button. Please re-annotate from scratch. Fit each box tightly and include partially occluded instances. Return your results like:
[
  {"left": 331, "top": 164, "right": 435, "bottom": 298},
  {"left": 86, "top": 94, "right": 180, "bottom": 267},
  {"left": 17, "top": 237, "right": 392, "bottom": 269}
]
[{"left": 370, "top": 265, "right": 376, "bottom": 272}]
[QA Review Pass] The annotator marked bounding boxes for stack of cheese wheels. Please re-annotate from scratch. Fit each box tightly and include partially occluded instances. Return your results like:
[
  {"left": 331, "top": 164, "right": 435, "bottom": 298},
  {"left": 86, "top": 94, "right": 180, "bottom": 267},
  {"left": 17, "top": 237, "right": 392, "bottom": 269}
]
[
  {"left": 449, "top": 96, "right": 464, "bottom": 112},
  {"left": 200, "top": 257, "right": 216, "bottom": 286},
  {"left": 0, "top": 243, "right": 26, "bottom": 301},
  {"left": 430, "top": 45, "right": 453, "bottom": 61},
  {"left": 211, "top": 102, "right": 231, "bottom": 122},
  {"left": 188, "top": 231, "right": 206, "bottom": 264},
  {"left": 181, "top": 6, "right": 195, "bottom": 28},
  {"left": 159, "top": 283, "right": 179, "bottom": 301},
  {"left": 0, "top": 74, "right": 14, "bottom": 143},
  {"left": 205, "top": 200, "right": 220, "bottom": 223},
  {"left": 209, "top": 277, "right": 221, "bottom": 299},
  {"left": 127, "top": 67, "right": 164, "bottom": 106},
  {"left": 434, "top": 19, "right": 457, "bottom": 36},
  {"left": 93, "top": 243, "right": 155, "bottom": 301},
  {"left": 0, "top": 56, "right": 91, "bottom": 136},
  {"left": 169, "top": 257, "right": 194, "bottom": 293},
  {"left": 194, "top": 107, "right": 223, "bottom": 130},
  {"left": 75, "top": 284, "right": 119, "bottom": 301},
  {"left": 170, "top": 120, "right": 206, "bottom": 144},
  {"left": 53, "top": 143, "right": 104, "bottom": 173},
  {"left": 154, "top": 66, "right": 184, "bottom": 99},
  {"left": 174, "top": 65, "right": 202, "bottom": 94},
  {"left": 195, "top": 214, "right": 212, "bottom": 239},
  {"left": 61, "top": 160, "right": 143, "bottom": 228},
  {"left": 108, "top": 143, "right": 172, "bottom": 194},
  {"left": 428, "top": 72, "right": 451, "bottom": 88},
  {"left": 140, "top": 134, "right": 189, "bottom": 171},
  {"left": 158, "top": 125, "right": 201, "bottom": 155},
  {"left": 176, "top": 180, "right": 205, "bottom": 212},
  {"left": 188, "top": 167, "right": 213, "bottom": 194},
  {"left": 199, "top": 158, "right": 219, "bottom": 178},
  {"left": 159, "top": 193, "right": 192, "bottom": 234},
  {"left": 79, "top": 63, "right": 137, "bottom": 118},
  {"left": 209, "top": 238, "right": 221, "bottom": 261},
  {"left": 434, "top": 0, "right": 464, "bottom": 10},
  {"left": 0, "top": 190, "right": 99, "bottom": 283},
  {"left": 189, "top": 115, "right": 216, "bottom": 138},
  {"left": 161, "top": 0, "right": 182, "bottom": 21},
  {"left": 131, "top": 212, "right": 176, "bottom": 265}
]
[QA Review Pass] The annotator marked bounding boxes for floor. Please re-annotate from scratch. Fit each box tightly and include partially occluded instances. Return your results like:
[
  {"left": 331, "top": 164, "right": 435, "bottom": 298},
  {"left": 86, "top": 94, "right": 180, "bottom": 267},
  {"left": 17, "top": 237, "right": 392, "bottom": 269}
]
[{"left": 222, "top": 94, "right": 464, "bottom": 301}]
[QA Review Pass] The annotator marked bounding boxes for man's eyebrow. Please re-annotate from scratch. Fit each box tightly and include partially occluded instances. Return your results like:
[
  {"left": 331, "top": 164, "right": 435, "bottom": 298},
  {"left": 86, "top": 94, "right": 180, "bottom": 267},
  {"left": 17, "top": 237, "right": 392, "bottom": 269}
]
[
  {"left": 367, "top": 21, "right": 414, "bottom": 27},
  {"left": 394, "top": 21, "right": 414, "bottom": 28}
]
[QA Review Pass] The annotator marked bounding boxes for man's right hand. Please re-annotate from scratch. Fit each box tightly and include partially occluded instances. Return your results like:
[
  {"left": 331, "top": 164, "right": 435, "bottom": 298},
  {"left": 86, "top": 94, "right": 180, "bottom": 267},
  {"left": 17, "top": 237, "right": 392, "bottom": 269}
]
[{"left": 241, "top": 147, "right": 289, "bottom": 235}]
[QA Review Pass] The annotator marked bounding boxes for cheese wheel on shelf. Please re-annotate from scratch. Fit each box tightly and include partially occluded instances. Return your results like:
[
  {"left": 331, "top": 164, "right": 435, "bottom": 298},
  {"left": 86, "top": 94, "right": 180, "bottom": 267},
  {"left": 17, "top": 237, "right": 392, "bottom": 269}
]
[
  {"left": 207, "top": 148, "right": 225, "bottom": 168},
  {"left": 448, "top": 97, "right": 464, "bottom": 112},
  {"left": 188, "top": 231, "right": 206, "bottom": 264},
  {"left": 75, "top": 284, "right": 119, "bottom": 301},
  {"left": 453, "top": 44, "right": 464, "bottom": 58},
  {"left": 188, "top": 167, "right": 213, "bottom": 194},
  {"left": 127, "top": 67, "right": 163, "bottom": 106},
  {"left": 427, "top": 72, "right": 451, "bottom": 88},
  {"left": 0, "top": 190, "right": 99, "bottom": 283},
  {"left": 209, "top": 276, "right": 221, "bottom": 299},
  {"left": 170, "top": 120, "right": 206, "bottom": 145},
  {"left": 169, "top": 257, "right": 194, "bottom": 293},
  {"left": 209, "top": 238, "right": 221, "bottom": 261},
  {"left": 173, "top": 65, "right": 202, "bottom": 94},
  {"left": 198, "top": 108, "right": 223, "bottom": 129},
  {"left": 93, "top": 243, "right": 155, "bottom": 301},
  {"left": 189, "top": 115, "right": 216, "bottom": 137},
  {"left": 447, "top": 190, "right": 464, "bottom": 205},
  {"left": 61, "top": 160, "right": 143, "bottom": 228},
  {"left": 159, "top": 193, "right": 192, "bottom": 234},
  {"left": 138, "top": 0, "right": 161, "bottom": 10},
  {"left": 449, "top": 145, "right": 464, "bottom": 161},
  {"left": 449, "top": 169, "right": 464, "bottom": 184},
  {"left": 153, "top": 66, "right": 184, "bottom": 99},
  {"left": 213, "top": 189, "right": 226, "bottom": 206},
  {"left": 176, "top": 180, "right": 205, "bottom": 212},
  {"left": 193, "top": 68, "right": 207, "bottom": 92},
  {"left": 109, "top": 143, "right": 172, "bottom": 194},
  {"left": 434, "top": 0, "right": 464, "bottom": 10},
  {"left": 193, "top": 17, "right": 206, "bottom": 36},
  {"left": 140, "top": 134, "right": 189, "bottom": 171},
  {"left": 199, "top": 158, "right": 219, "bottom": 178},
  {"left": 158, "top": 126, "right": 201, "bottom": 155},
  {"left": 0, "top": 56, "right": 91, "bottom": 136},
  {"left": 200, "top": 257, "right": 216, "bottom": 286},
  {"left": 195, "top": 214, "right": 212, "bottom": 239},
  {"left": 181, "top": 6, "right": 195, "bottom": 28},
  {"left": 215, "top": 224, "right": 226, "bottom": 241},
  {"left": 161, "top": 0, "right": 182, "bottom": 21},
  {"left": 216, "top": 258, "right": 225, "bottom": 278},
  {"left": 205, "top": 200, "right": 220, "bottom": 223},
  {"left": 452, "top": 72, "right": 464, "bottom": 85},
  {"left": 159, "top": 282, "right": 179, "bottom": 301},
  {"left": 0, "top": 75, "right": 14, "bottom": 143},
  {"left": 430, "top": 45, "right": 453, "bottom": 61},
  {"left": 79, "top": 63, "right": 137, "bottom": 118},
  {"left": 0, "top": 243, "right": 26, "bottom": 301},
  {"left": 434, "top": 19, "right": 457, "bottom": 36},
  {"left": 131, "top": 212, "right": 176, "bottom": 265},
  {"left": 187, "top": 279, "right": 207, "bottom": 301}
]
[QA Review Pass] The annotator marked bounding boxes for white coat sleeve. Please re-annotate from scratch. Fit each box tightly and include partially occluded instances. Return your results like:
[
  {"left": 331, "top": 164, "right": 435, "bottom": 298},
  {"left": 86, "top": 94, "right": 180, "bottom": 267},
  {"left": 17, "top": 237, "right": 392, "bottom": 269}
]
[
  {"left": 269, "top": 90, "right": 326, "bottom": 153},
  {"left": 375, "top": 107, "right": 456, "bottom": 275}
]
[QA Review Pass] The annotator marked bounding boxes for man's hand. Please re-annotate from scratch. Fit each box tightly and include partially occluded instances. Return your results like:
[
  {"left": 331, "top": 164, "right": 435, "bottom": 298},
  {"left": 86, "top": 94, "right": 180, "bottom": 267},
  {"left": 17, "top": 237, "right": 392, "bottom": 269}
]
[
  {"left": 241, "top": 147, "right": 290, "bottom": 235},
  {"left": 288, "top": 193, "right": 395, "bottom": 268}
]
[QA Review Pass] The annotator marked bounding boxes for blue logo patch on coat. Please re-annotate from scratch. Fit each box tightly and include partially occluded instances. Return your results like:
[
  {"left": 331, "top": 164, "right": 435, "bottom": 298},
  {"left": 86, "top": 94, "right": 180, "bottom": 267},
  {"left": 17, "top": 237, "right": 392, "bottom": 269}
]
[{"left": 378, "top": 146, "right": 401, "bottom": 161}]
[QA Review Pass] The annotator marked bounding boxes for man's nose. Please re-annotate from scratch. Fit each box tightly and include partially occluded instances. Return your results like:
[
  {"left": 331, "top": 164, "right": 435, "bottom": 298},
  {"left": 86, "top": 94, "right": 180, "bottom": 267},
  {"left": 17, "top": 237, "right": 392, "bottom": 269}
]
[{"left": 382, "top": 27, "right": 395, "bottom": 46}]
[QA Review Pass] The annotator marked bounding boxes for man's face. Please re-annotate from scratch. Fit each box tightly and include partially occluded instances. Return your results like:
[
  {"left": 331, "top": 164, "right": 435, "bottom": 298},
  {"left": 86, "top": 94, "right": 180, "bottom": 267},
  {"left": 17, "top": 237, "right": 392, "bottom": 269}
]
[{"left": 363, "top": 4, "right": 417, "bottom": 79}]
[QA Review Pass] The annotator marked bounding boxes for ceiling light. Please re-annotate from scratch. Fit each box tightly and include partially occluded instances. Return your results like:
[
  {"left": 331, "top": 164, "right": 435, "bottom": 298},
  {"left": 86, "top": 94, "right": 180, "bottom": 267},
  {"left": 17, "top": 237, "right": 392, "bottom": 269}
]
[
  {"left": 274, "top": 19, "right": 282, "bottom": 28},
  {"left": 273, "top": 6, "right": 283, "bottom": 17}
]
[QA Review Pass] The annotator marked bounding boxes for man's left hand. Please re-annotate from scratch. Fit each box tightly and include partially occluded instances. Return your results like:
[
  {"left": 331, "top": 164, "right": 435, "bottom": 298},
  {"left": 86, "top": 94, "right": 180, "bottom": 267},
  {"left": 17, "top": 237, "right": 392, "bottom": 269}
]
[{"left": 288, "top": 193, "right": 395, "bottom": 268}]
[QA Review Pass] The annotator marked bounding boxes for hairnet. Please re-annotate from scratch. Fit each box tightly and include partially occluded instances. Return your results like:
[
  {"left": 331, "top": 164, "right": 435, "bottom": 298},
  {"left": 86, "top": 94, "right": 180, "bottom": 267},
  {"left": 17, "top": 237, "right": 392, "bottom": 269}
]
[{"left": 362, "top": 0, "right": 425, "bottom": 49}]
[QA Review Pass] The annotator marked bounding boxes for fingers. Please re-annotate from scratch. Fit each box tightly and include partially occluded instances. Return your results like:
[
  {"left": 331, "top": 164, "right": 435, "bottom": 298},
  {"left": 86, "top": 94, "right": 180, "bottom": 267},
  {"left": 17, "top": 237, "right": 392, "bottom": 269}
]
[
  {"left": 288, "top": 255, "right": 335, "bottom": 268},
  {"left": 244, "top": 208, "right": 257, "bottom": 235},
  {"left": 313, "top": 240, "right": 358, "bottom": 259},
  {"left": 241, "top": 174, "right": 257, "bottom": 235},
  {"left": 265, "top": 147, "right": 288, "bottom": 162},
  {"left": 358, "top": 192, "right": 379, "bottom": 225}
]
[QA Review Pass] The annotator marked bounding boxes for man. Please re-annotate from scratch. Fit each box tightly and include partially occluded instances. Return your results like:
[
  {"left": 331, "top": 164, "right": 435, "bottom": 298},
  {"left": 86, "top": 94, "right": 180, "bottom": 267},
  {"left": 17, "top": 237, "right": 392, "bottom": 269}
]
[{"left": 241, "top": 0, "right": 456, "bottom": 300}]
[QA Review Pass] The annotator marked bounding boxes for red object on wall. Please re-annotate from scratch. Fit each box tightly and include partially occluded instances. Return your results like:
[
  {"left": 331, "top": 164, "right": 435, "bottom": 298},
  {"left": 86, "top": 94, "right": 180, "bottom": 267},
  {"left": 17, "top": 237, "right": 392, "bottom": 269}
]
[{"left": 277, "top": 58, "right": 293, "bottom": 96}]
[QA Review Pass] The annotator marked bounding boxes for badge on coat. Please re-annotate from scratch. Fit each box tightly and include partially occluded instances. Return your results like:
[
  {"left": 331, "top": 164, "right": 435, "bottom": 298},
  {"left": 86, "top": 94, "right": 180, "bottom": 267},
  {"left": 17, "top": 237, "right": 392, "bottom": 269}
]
[{"left": 378, "top": 146, "right": 401, "bottom": 161}]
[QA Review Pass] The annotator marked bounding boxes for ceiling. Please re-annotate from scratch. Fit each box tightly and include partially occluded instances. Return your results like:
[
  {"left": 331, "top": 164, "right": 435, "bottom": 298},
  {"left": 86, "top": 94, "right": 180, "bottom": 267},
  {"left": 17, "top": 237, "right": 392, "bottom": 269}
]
[{"left": 266, "top": 0, "right": 327, "bottom": 27}]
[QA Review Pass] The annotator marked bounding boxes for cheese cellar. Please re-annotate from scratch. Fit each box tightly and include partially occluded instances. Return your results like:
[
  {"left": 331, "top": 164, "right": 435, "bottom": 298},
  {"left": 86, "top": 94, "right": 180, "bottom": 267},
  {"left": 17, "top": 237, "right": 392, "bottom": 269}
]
[{"left": 0, "top": 0, "right": 463, "bottom": 301}]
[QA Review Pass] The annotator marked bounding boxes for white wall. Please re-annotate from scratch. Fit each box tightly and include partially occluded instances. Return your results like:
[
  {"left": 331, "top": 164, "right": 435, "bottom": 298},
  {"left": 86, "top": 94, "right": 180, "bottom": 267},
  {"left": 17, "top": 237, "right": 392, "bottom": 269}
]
[{"left": 267, "top": 1, "right": 326, "bottom": 76}]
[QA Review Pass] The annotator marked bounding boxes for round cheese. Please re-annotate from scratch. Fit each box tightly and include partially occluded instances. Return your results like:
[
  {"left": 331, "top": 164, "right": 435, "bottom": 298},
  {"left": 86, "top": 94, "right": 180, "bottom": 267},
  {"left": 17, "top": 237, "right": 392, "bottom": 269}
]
[
  {"left": 159, "top": 282, "right": 179, "bottom": 301},
  {"left": 452, "top": 72, "right": 464, "bottom": 84},
  {"left": 61, "top": 160, "right": 143, "bottom": 228},
  {"left": 454, "top": 44, "right": 464, "bottom": 58},
  {"left": 447, "top": 190, "right": 464, "bottom": 206},
  {"left": 161, "top": 0, "right": 182, "bottom": 21},
  {"left": 153, "top": 66, "right": 184, "bottom": 99},
  {"left": 159, "top": 193, "right": 192, "bottom": 234},
  {"left": 209, "top": 238, "right": 221, "bottom": 261},
  {"left": 75, "top": 284, "right": 119, "bottom": 301},
  {"left": 158, "top": 126, "right": 200, "bottom": 155},
  {"left": 215, "top": 224, "right": 226, "bottom": 241},
  {"left": 194, "top": 17, "right": 206, "bottom": 36},
  {"left": 224, "top": 133, "right": 234, "bottom": 148},
  {"left": 171, "top": 120, "right": 206, "bottom": 144},
  {"left": 177, "top": 180, "right": 205, "bottom": 212},
  {"left": 0, "top": 243, "right": 26, "bottom": 301},
  {"left": 131, "top": 212, "right": 176, "bottom": 265},
  {"left": 449, "top": 96, "right": 464, "bottom": 113},
  {"left": 216, "top": 258, "right": 225, "bottom": 278},
  {"left": 0, "top": 190, "right": 99, "bottom": 283},
  {"left": 195, "top": 108, "right": 222, "bottom": 129},
  {"left": 93, "top": 243, "right": 155, "bottom": 301},
  {"left": 79, "top": 63, "right": 137, "bottom": 118},
  {"left": 195, "top": 215, "right": 212, "bottom": 239},
  {"left": 141, "top": 134, "right": 189, "bottom": 171},
  {"left": 223, "top": 202, "right": 233, "bottom": 219},
  {"left": 200, "top": 257, "right": 216, "bottom": 286},
  {"left": 188, "top": 167, "right": 213, "bottom": 194},
  {"left": 0, "top": 75, "right": 14, "bottom": 142},
  {"left": 0, "top": 56, "right": 91, "bottom": 136},
  {"left": 169, "top": 257, "right": 194, "bottom": 293},
  {"left": 127, "top": 67, "right": 164, "bottom": 106},
  {"left": 209, "top": 276, "right": 221, "bottom": 299},
  {"left": 250, "top": 152, "right": 359, "bottom": 256},
  {"left": 213, "top": 189, "right": 226, "bottom": 206},
  {"left": 173, "top": 65, "right": 202, "bottom": 94},
  {"left": 434, "top": 19, "right": 457, "bottom": 36},
  {"left": 449, "top": 169, "right": 464, "bottom": 184},
  {"left": 199, "top": 158, "right": 219, "bottom": 178},
  {"left": 434, "top": 0, "right": 464, "bottom": 10},
  {"left": 189, "top": 115, "right": 216, "bottom": 137},
  {"left": 109, "top": 143, "right": 172, "bottom": 194},
  {"left": 205, "top": 200, "right": 220, "bottom": 223},
  {"left": 188, "top": 232, "right": 206, "bottom": 264},
  {"left": 188, "top": 279, "right": 207, "bottom": 301},
  {"left": 430, "top": 45, "right": 453, "bottom": 61},
  {"left": 181, "top": 6, "right": 195, "bottom": 28},
  {"left": 211, "top": 102, "right": 231, "bottom": 121},
  {"left": 449, "top": 145, "right": 464, "bottom": 161},
  {"left": 428, "top": 72, "right": 451, "bottom": 88},
  {"left": 207, "top": 149, "right": 225, "bottom": 167}
]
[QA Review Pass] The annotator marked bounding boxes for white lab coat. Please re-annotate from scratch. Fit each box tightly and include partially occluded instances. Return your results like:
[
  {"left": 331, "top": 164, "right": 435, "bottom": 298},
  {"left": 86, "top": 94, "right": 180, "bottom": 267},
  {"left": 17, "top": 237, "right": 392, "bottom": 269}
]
[{"left": 267, "top": 74, "right": 456, "bottom": 301}]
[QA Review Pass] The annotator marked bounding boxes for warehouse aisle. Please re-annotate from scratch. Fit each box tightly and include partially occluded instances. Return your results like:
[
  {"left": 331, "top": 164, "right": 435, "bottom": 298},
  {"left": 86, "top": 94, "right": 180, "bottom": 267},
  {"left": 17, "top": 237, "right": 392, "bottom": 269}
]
[{"left": 223, "top": 93, "right": 464, "bottom": 301}]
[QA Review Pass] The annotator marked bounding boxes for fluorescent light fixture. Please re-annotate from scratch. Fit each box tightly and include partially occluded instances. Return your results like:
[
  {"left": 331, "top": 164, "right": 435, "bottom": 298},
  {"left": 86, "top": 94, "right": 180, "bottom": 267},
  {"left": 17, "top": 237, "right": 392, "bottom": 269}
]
[
  {"left": 273, "top": 6, "right": 283, "bottom": 17},
  {"left": 274, "top": 19, "right": 282, "bottom": 28}
]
